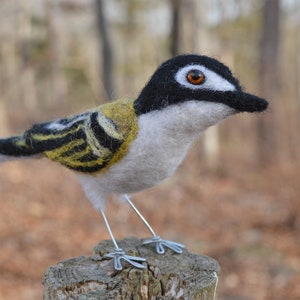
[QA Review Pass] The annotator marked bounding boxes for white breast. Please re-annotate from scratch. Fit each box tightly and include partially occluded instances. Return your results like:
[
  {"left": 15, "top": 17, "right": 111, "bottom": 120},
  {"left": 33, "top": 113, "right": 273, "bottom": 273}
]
[{"left": 78, "top": 100, "right": 234, "bottom": 209}]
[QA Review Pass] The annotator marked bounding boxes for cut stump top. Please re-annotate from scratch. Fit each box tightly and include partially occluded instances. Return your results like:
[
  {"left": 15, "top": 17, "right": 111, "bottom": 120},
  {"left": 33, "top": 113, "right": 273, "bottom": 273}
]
[{"left": 43, "top": 237, "right": 220, "bottom": 300}]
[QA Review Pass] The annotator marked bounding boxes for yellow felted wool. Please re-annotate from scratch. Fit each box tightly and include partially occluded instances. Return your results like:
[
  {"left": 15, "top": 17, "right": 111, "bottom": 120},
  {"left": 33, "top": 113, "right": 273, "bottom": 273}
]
[{"left": 44, "top": 98, "right": 138, "bottom": 173}]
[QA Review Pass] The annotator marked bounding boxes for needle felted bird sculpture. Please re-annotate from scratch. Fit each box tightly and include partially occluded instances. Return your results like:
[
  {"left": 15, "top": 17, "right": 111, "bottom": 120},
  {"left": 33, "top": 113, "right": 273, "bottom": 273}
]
[{"left": 0, "top": 54, "right": 268, "bottom": 270}]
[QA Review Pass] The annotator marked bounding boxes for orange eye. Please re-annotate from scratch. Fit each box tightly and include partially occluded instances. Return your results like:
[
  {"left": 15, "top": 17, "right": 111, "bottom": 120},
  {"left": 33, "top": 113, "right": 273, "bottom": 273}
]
[{"left": 186, "top": 69, "right": 205, "bottom": 85}]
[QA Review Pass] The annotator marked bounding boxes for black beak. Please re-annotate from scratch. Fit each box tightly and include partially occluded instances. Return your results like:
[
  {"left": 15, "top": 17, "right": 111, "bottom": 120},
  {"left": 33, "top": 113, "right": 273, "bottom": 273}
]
[
  {"left": 217, "top": 91, "right": 269, "bottom": 113},
  {"left": 236, "top": 92, "right": 269, "bottom": 113},
  {"left": 180, "top": 89, "right": 269, "bottom": 114}
]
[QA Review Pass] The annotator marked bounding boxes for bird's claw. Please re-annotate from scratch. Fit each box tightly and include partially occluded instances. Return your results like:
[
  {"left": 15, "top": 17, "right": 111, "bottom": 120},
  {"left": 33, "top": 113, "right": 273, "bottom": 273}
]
[
  {"left": 143, "top": 236, "right": 185, "bottom": 254},
  {"left": 104, "top": 248, "right": 146, "bottom": 270}
]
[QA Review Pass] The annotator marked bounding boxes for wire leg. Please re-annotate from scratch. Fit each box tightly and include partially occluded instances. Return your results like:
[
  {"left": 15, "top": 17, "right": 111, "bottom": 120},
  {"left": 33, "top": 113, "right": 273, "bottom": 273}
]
[
  {"left": 99, "top": 209, "right": 146, "bottom": 270},
  {"left": 123, "top": 194, "right": 157, "bottom": 237},
  {"left": 122, "top": 194, "right": 186, "bottom": 255},
  {"left": 100, "top": 209, "right": 120, "bottom": 250}
]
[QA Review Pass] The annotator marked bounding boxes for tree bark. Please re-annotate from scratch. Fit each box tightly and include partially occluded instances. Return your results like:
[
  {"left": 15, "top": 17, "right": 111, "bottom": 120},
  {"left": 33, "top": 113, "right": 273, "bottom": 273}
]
[
  {"left": 170, "top": 0, "right": 199, "bottom": 55},
  {"left": 43, "top": 237, "right": 220, "bottom": 299},
  {"left": 45, "top": 0, "right": 68, "bottom": 107},
  {"left": 95, "top": 0, "right": 113, "bottom": 100},
  {"left": 257, "top": 0, "right": 280, "bottom": 165}
]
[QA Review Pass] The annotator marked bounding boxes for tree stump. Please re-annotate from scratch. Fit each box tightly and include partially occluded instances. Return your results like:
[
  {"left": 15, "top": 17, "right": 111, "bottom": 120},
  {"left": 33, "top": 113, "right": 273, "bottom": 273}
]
[{"left": 43, "top": 237, "right": 220, "bottom": 299}]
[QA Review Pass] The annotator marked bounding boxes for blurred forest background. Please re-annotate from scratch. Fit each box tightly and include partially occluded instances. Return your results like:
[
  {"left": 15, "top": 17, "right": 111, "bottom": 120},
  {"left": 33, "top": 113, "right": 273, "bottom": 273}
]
[{"left": 0, "top": 0, "right": 299, "bottom": 299}]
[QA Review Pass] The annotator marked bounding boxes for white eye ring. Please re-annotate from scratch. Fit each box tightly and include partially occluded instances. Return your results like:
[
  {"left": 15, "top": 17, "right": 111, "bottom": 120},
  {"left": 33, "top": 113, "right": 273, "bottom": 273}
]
[{"left": 175, "top": 65, "right": 236, "bottom": 91}]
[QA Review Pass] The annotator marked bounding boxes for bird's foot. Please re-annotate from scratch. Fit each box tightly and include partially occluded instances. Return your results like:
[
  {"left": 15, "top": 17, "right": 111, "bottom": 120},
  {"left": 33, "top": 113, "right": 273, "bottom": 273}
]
[
  {"left": 104, "top": 248, "right": 146, "bottom": 270},
  {"left": 143, "top": 236, "right": 185, "bottom": 254}
]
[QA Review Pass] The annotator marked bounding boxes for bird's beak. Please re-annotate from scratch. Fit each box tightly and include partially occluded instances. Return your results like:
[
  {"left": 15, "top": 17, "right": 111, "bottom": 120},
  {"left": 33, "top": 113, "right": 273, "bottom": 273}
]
[{"left": 231, "top": 91, "right": 268, "bottom": 113}]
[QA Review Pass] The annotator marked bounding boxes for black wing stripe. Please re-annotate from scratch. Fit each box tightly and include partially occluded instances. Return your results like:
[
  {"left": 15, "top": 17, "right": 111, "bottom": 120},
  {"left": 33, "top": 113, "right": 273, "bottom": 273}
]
[
  {"left": 90, "top": 112, "right": 123, "bottom": 152},
  {"left": 69, "top": 162, "right": 108, "bottom": 173},
  {"left": 27, "top": 129, "right": 86, "bottom": 152}
]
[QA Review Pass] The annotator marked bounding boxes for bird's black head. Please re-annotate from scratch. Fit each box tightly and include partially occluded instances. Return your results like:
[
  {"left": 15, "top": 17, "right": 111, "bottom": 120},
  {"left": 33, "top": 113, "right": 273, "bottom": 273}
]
[{"left": 134, "top": 54, "right": 268, "bottom": 115}]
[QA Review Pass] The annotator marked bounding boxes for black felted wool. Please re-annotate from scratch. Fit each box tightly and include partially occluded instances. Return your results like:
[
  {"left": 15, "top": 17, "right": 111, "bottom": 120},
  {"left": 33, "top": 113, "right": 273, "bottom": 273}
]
[{"left": 134, "top": 54, "right": 268, "bottom": 115}]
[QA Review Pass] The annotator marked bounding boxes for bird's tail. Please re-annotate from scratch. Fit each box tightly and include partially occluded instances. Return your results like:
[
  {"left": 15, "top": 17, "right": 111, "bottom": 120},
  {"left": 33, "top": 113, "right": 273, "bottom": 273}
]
[{"left": 0, "top": 135, "right": 42, "bottom": 163}]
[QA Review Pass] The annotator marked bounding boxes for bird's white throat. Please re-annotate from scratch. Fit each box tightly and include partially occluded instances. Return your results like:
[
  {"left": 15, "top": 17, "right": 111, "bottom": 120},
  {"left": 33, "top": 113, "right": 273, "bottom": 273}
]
[{"left": 141, "top": 100, "right": 236, "bottom": 139}]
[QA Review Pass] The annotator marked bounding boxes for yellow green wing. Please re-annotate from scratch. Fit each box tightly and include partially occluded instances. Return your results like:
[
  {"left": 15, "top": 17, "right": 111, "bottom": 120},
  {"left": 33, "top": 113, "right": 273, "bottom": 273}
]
[{"left": 0, "top": 99, "right": 138, "bottom": 174}]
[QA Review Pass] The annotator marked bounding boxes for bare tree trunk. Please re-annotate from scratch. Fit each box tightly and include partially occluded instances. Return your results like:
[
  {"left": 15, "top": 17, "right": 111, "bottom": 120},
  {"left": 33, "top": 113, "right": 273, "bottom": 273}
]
[
  {"left": 45, "top": 0, "right": 68, "bottom": 108},
  {"left": 0, "top": 101, "right": 9, "bottom": 136},
  {"left": 293, "top": 1, "right": 300, "bottom": 163},
  {"left": 170, "top": 0, "right": 181, "bottom": 56},
  {"left": 95, "top": 0, "right": 113, "bottom": 100},
  {"left": 257, "top": 0, "right": 280, "bottom": 166},
  {"left": 170, "top": 0, "right": 199, "bottom": 55},
  {"left": 16, "top": 1, "right": 37, "bottom": 110}
]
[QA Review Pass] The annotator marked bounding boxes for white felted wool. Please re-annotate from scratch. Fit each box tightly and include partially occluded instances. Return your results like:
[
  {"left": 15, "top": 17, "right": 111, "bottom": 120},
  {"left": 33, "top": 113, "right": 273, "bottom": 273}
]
[
  {"left": 77, "top": 100, "right": 235, "bottom": 210},
  {"left": 0, "top": 154, "right": 15, "bottom": 162},
  {"left": 175, "top": 65, "right": 236, "bottom": 91}
]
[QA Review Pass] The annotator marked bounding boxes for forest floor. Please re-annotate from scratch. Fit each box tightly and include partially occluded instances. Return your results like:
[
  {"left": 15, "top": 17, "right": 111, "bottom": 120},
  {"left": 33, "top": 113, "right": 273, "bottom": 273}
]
[{"left": 0, "top": 146, "right": 299, "bottom": 300}]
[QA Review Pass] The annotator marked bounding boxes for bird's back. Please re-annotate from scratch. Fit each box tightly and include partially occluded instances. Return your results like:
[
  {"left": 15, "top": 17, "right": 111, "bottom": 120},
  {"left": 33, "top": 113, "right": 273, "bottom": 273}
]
[{"left": 0, "top": 98, "right": 138, "bottom": 174}]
